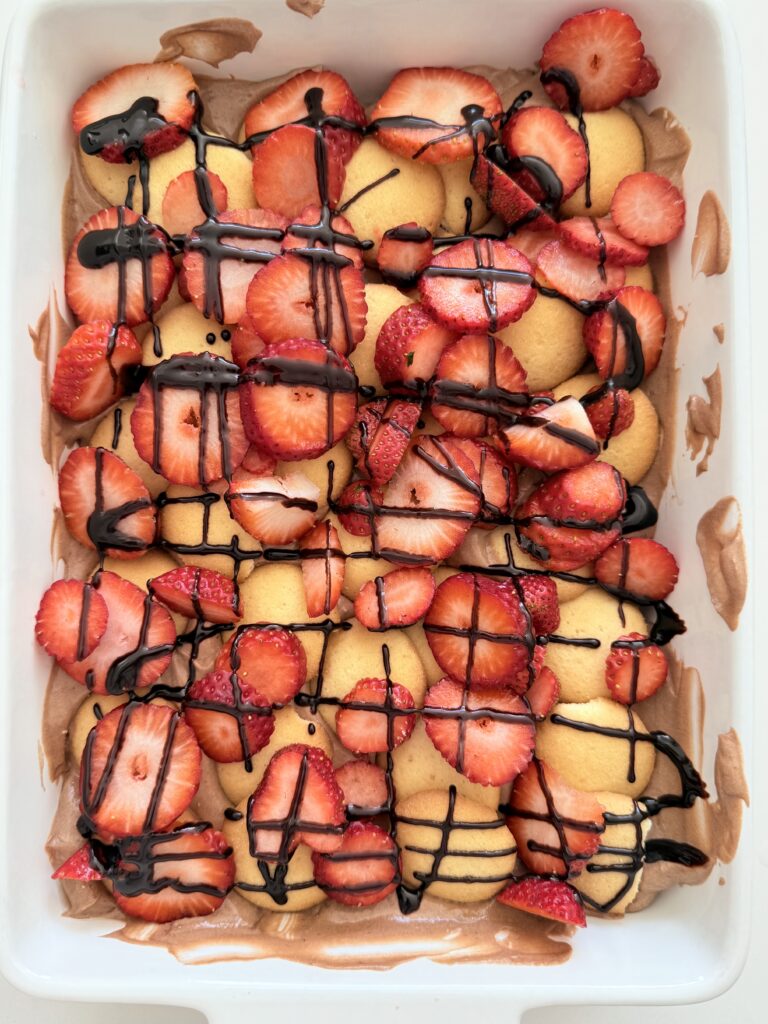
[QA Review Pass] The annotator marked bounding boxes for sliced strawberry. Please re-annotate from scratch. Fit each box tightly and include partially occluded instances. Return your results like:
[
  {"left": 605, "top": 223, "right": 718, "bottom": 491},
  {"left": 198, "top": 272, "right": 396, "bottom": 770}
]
[
  {"left": 377, "top": 224, "right": 433, "bottom": 284},
  {"left": 470, "top": 153, "right": 557, "bottom": 230},
  {"left": 35, "top": 579, "right": 108, "bottom": 662},
  {"left": 536, "top": 240, "right": 625, "bottom": 303},
  {"left": 282, "top": 205, "right": 364, "bottom": 270},
  {"left": 605, "top": 633, "right": 668, "bottom": 704},
  {"left": 610, "top": 172, "right": 686, "bottom": 247},
  {"left": 442, "top": 437, "right": 517, "bottom": 526},
  {"left": 370, "top": 67, "right": 502, "bottom": 163},
  {"left": 161, "top": 169, "right": 228, "bottom": 237},
  {"left": 515, "top": 575, "right": 560, "bottom": 635},
  {"left": 230, "top": 314, "right": 266, "bottom": 370},
  {"left": 239, "top": 338, "right": 358, "bottom": 459},
  {"left": 354, "top": 566, "right": 436, "bottom": 630},
  {"left": 226, "top": 469, "right": 319, "bottom": 544},
  {"left": 65, "top": 207, "right": 174, "bottom": 326},
  {"left": 245, "top": 253, "right": 367, "bottom": 356},
  {"left": 374, "top": 302, "right": 457, "bottom": 390},
  {"left": 312, "top": 821, "right": 398, "bottom": 906},
  {"left": 336, "top": 479, "right": 382, "bottom": 537},
  {"left": 246, "top": 744, "right": 346, "bottom": 859},
  {"left": 496, "top": 876, "right": 586, "bottom": 927},
  {"left": 502, "top": 106, "right": 587, "bottom": 203},
  {"left": 131, "top": 353, "right": 248, "bottom": 486},
  {"left": 558, "top": 217, "right": 648, "bottom": 267},
  {"left": 335, "top": 760, "right": 389, "bottom": 816},
  {"left": 628, "top": 55, "right": 661, "bottom": 98},
  {"left": 58, "top": 447, "right": 156, "bottom": 559},
  {"left": 240, "top": 443, "right": 277, "bottom": 476},
  {"left": 423, "top": 677, "right": 535, "bottom": 785},
  {"left": 72, "top": 62, "right": 196, "bottom": 162},
  {"left": 583, "top": 285, "right": 666, "bottom": 380},
  {"left": 507, "top": 228, "right": 560, "bottom": 268},
  {"left": 595, "top": 537, "right": 679, "bottom": 601},
  {"left": 215, "top": 626, "right": 307, "bottom": 705},
  {"left": 524, "top": 665, "right": 560, "bottom": 719},
  {"left": 583, "top": 385, "right": 635, "bottom": 439},
  {"left": 80, "top": 702, "right": 201, "bottom": 837},
  {"left": 52, "top": 843, "right": 104, "bottom": 881},
  {"left": 499, "top": 397, "right": 599, "bottom": 473},
  {"left": 50, "top": 321, "right": 143, "bottom": 422},
  {"left": 346, "top": 398, "right": 421, "bottom": 485},
  {"left": 184, "top": 668, "right": 274, "bottom": 763},
  {"left": 149, "top": 566, "right": 242, "bottom": 624},
  {"left": 300, "top": 520, "right": 345, "bottom": 616},
  {"left": 335, "top": 677, "right": 416, "bottom": 754},
  {"left": 540, "top": 8, "right": 644, "bottom": 112},
  {"left": 419, "top": 240, "right": 536, "bottom": 333},
  {"left": 251, "top": 124, "right": 345, "bottom": 219}
]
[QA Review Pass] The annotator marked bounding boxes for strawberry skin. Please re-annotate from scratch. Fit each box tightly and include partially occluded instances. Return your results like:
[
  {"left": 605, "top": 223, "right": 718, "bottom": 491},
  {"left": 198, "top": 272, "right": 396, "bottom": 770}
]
[
  {"left": 149, "top": 566, "right": 242, "bottom": 624},
  {"left": 300, "top": 520, "right": 345, "bottom": 616},
  {"left": 52, "top": 843, "right": 104, "bottom": 881},
  {"left": 251, "top": 123, "right": 346, "bottom": 219},
  {"left": 374, "top": 303, "right": 457, "bottom": 389},
  {"left": 354, "top": 566, "right": 436, "bottom": 630},
  {"left": 583, "top": 385, "right": 635, "bottom": 440},
  {"left": 497, "top": 876, "right": 586, "bottom": 927},
  {"left": 605, "top": 633, "right": 668, "bottom": 704},
  {"left": 50, "top": 321, "right": 143, "bottom": 422},
  {"left": 184, "top": 669, "right": 274, "bottom": 763},
  {"left": 336, "top": 479, "right": 381, "bottom": 537},
  {"left": 378, "top": 223, "right": 433, "bottom": 284},
  {"left": 516, "top": 575, "right": 560, "bottom": 635},
  {"left": 336, "top": 677, "right": 416, "bottom": 754},
  {"left": 443, "top": 437, "right": 516, "bottom": 526},
  {"left": 215, "top": 626, "right": 307, "bottom": 706},
  {"left": 610, "top": 171, "right": 686, "bottom": 247},
  {"left": 470, "top": 153, "right": 557, "bottom": 231},
  {"left": 583, "top": 285, "right": 666, "bottom": 380},
  {"left": 525, "top": 665, "right": 560, "bottom": 719},
  {"left": 35, "top": 578, "right": 108, "bottom": 662},
  {"left": 558, "top": 217, "right": 648, "bottom": 267},
  {"left": 346, "top": 398, "right": 421, "bottom": 485},
  {"left": 628, "top": 55, "right": 661, "bottom": 98},
  {"left": 536, "top": 239, "right": 625, "bottom": 303},
  {"left": 161, "top": 169, "right": 228, "bottom": 237},
  {"left": 499, "top": 397, "right": 599, "bottom": 473},
  {"left": 595, "top": 537, "right": 679, "bottom": 601},
  {"left": 312, "top": 821, "right": 399, "bottom": 907}
]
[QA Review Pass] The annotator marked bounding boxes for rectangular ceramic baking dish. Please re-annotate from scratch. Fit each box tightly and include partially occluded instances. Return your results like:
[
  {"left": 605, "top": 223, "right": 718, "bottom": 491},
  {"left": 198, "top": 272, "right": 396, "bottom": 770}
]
[{"left": 0, "top": 0, "right": 752, "bottom": 1020}]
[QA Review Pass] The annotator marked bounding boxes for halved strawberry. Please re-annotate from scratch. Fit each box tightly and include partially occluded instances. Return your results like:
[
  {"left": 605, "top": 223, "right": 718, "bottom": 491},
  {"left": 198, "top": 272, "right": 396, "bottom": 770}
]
[
  {"left": 226, "top": 469, "right": 319, "bottom": 544},
  {"left": 58, "top": 447, "right": 156, "bottom": 559},
  {"left": 583, "top": 286, "right": 666, "bottom": 380},
  {"left": 419, "top": 240, "right": 536, "bottom": 333},
  {"left": 354, "top": 566, "right": 436, "bottom": 630},
  {"left": 335, "top": 677, "right": 416, "bottom": 754},
  {"left": 149, "top": 566, "right": 242, "bottom": 624},
  {"left": 496, "top": 876, "right": 586, "bottom": 927},
  {"left": 72, "top": 62, "right": 196, "bottom": 162},
  {"left": 246, "top": 744, "right": 346, "bottom": 859},
  {"left": 583, "top": 385, "right": 635, "bottom": 439},
  {"left": 65, "top": 207, "right": 174, "bottom": 326},
  {"left": 540, "top": 8, "right": 644, "bottom": 112},
  {"left": 131, "top": 353, "right": 249, "bottom": 486},
  {"left": 240, "top": 443, "right": 277, "bottom": 476},
  {"left": 230, "top": 314, "right": 266, "bottom": 370},
  {"left": 610, "top": 172, "right": 686, "bottom": 247},
  {"left": 515, "top": 575, "right": 560, "bottom": 635},
  {"left": 312, "top": 821, "right": 399, "bottom": 906},
  {"left": 446, "top": 437, "right": 516, "bottom": 526},
  {"left": 595, "top": 537, "right": 679, "bottom": 601},
  {"left": 558, "top": 217, "right": 648, "bottom": 267},
  {"left": 239, "top": 339, "right": 358, "bottom": 459},
  {"left": 161, "top": 169, "right": 228, "bottom": 237},
  {"left": 628, "top": 55, "right": 661, "bottom": 98},
  {"left": 184, "top": 668, "right": 274, "bottom": 763},
  {"left": 524, "top": 665, "right": 560, "bottom": 719},
  {"left": 300, "top": 520, "right": 345, "bottom": 616},
  {"left": 282, "top": 205, "right": 364, "bottom": 269},
  {"left": 374, "top": 303, "right": 457, "bottom": 390},
  {"left": 215, "top": 626, "right": 307, "bottom": 705},
  {"left": 423, "top": 677, "right": 535, "bottom": 785},
  {"left": 35, "top": 579, "right": 108, "bottom": 663},
  {"left": 605, "top": 633, "right": 668, "bottom": 704},
  {"left": 336, "top": 479, "right": 382, "bottom": 537},
  {"left": 245, "top": 253, "right": 367, "bottom": 356},
  {"left": 499, "top": 397, "right": 599, "bottom": 473},
  {"left": 370, "top": 67, "right": 502, "bottom": 163},
  {"left": 536, "top": 240, "right": 625, "bottom": 303},
  {"left": 377, "top": 224, "right": 433, "bottom": 284},
  {"left": 51, "top": 843, "right": 103, "bottom": 881},
  {"left": 502, "top": 106, "right": 587, "bottom": 203},
  {"left": 335, "top": 760, "right": 389, "bottom": 816},
  {"left": 50, "top": 321, "right": 143, "bottom": 422},
  {"left": 430, "top": 333, "right": 529, "bottom": 436},
  {"left": 251, "top": 124, "right": 345, "bottom": 219},
  {"left": 507, "top": 228, "right": 560, "bottom": 267},
  {"left": 346, "top": 398, "right": 421, "bottom": 485},
  {"left": 470, "top": 153, "right": 557, "bottom": 231},
  {"left": 80, "top": 702, "right": 201, "bottom": 836}
]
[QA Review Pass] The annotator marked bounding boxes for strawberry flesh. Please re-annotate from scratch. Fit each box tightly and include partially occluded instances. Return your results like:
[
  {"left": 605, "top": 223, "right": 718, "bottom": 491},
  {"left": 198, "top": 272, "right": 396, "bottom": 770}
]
[
  {"left": 354, "top": 566, "right": 436, "bottom": 630},
  {"left": 610, "top": 171, "right": 686, "bottom": 248},
  {"left": 215, "top": 626, "right": 307, "bottom": 706},
  {"left": 499, "top": 397, "right": 599, "bottom": 473},
  {"left": 35, "top": 579, "right": 108, "bottom": 662},
  {"left": 184, "top": 668, "right": 274, "bottom": 763},
  {"left": 312, "top": 821, "right": 399, "bottom": 906},
  {"left": 374, "top": 302, "right": 457, "bottom": 391},
  {"left": 335, "top": 760, "right": 390, "bottom": 816},
  {"left": 300, "top": 520, "right": 346, "bottom": 616},
  {"left": 51, "top": 321, "right": 143, "bottom": 422},
  {"left": 346, "top": 397, "right": 421, "bottom": 485},
  {"left": 161, "top": 170, "right": 228, "bottom": 237},
  {"left": 336, "top": 677, "right": 416, "bottom": 754},
  {"left": 497, "top": 876, "right": 586, "bottom": 927},
  {"left": 251, "top": 124, "right": 345, "bottom": 219},
  {"left": 605, "top": 632, "right": 668, "bottom": 704},
  {"left": 149, "top": 566, "right": 242, "bottom": 624},
  {"left": 583, "top": 285, "right": 666, "bottom": 381},
  {"left": 595, "top": 537, "right": 679, "bottom": 601}
]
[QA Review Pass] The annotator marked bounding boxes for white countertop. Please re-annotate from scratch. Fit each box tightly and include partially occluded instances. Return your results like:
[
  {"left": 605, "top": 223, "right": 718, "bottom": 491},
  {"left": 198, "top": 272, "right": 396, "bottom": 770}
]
[{"left": 1, "top": 0, "right": 765, "bottom": 1020}]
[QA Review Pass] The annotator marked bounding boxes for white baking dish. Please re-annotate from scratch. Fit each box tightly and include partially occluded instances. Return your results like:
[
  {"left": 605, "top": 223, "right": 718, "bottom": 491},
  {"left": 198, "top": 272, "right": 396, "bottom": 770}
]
[{"left": 0, "top": 0, "right": 752, "bottom": 1020}]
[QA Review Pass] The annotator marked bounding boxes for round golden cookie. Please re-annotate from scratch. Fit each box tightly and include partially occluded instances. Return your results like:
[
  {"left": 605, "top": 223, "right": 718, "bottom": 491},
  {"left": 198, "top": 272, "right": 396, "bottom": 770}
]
[
  {"left": 543, "top": 588, "right": 647, "bottom": 703},
  {"left": 436, "top": 157, "right": 490, "bottom": 235},
  {"left": 326, "top": 513, "right": 397, "bottom": 600},
  {"left": 624, "top": 264, "right": 654, "bottom": 291},
  {"left": 536, "top": 698, "right": 656, "bottom": 798},
  {"left": 416, "top": 407, "right": 445, "bottom": 436},
  {"left": 405, "top": 624, "right": 445, "bottom": 686},
  {"left": 276, "top": 440, "right": 353, "bottom": 514},
  {"left": 395, "top": 789, "right": 515, "bottom": 903},
  {"left": 571, "top": 790, "right": 651, "bottom": 915},
  {"left": 561, "top": 109, "right": 645, "bottom": 218},
  {"left": 217, "top": 705, "right": 332, "bottom": 806},
  {"left": 90, "top": 397, "right": 168, "bottom": 498},
  {"left": 496, "top": 294, "right": 587, "bottom": 390},
  {"left": 145, "top": 303, "right": 233, "bottom": 366},
  {"left": 223, "top": 806, "right": 326, "bottom": 912},
  {"left": 102, "top": 548, "right": 187, "bottom": 632},
  {"left": 339, "top": 138, "right": 445, "bottom": 261},
  {"left": 351, "top": 283, "right": 412, "bottom": 391},
  {"left": 552, "top": 373, "right": 660, "bottom": 485}
]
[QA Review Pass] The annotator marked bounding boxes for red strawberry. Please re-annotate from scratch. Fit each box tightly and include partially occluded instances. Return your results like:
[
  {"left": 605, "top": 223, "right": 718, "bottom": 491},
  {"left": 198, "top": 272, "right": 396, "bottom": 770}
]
[
  {"left": 423, "top": 678, "right": 535, "bottom": 785},
  {"left": 336, "top": 479, "right": 382, "bottom": 537},
  {"left": 71, "top": 62, "right": 196, "bottom": 162},
  {"left": 230, "top": 314, "right": 266, "bottom": 370},
  {"left": 524, "top": 665, "right": 560, "bottom": 719},
  {"left": 161, "top": 169, "right": 228, "bottom": 236},
  {"left": 80, "top": 702, "right": 201, "bottom": 837},
  {"left": 583, "top": 285, "right": 666, "bottom": 380},
  {"left": 50, "top": 321, "right": 143, "bottom": 422},
  {"left": 251, "top": 124, "right": 345, "bottom": 219},
  {"left": 502, "top": 106, "right": 587, "bottom": 203},
  {"left": 65, "top": 207, "right": 174, "bottom": 326},
  {"left": 282, "top": 205, "right": 364, "bottom": 269},
  {"left": 515, "top": 575, "right": 560, "bottom": 635},
  {"left": 419, "top": 240, "right": 536, "bottom": 333},
  {"left": 215, "top": 626, "right": 307, "bottom": 705},
  {"left": 353, "top": 566, "right": 436, "bottom": 630},
  {"left": 470, "top": 153, "right": 557, "bottom": 231},
  {"left": 496, "top": 876, "right": 586, "bottom": 927},
  {"left": 558, "top": 217, "right": 648, "bottom": 267},
  {"left": 184, "top": 669, "right": 274, "bottom": 763},
  {"left": 377, "top": 224, "right": 434, "bottom": 284},
  {"left": 149, "top": 566, "right": 242, "bottom": 624},
  {"left": 312, "top": 821, "right": 399, "bottom": 906},
  {"left": 245, "top": 253, "right": 367, "bottom": 356},
  {"left": 628, "top": 55, "right": 661, "bottom": 98},
  {"left": 610, "top": 172, "right": 686, "bottom": 247},
  {"left": 52, "top": 844, "right": 103, "bottom": 881},
  {"left": 370, "top": 67, "right": 502, "bottom": 163},
  {"left": 131, "top": 353, "right": 249, "bottom": 486},
  {"left": 507, "top": 228, "right": 560, "bottom": 267},
  {"left": 536, "top": 240, "right": 625, "bottom": 303},
  {"left": 374, "top": 303, "right": 457, "bottom": 389},
  {"left": 346, "top": 398, "right": 421, "bottom": 485},
  {"left": 430, "top": 333, "right": 529, "bottom": 436},
  {"left": 499, "top": 397, "right": 599, "bottom": 473},
  {"left": 58, "top": 447, "right": 156, "bottom": 559},
  {"left": 246, "top": 744, "right": 346, "bottom": 859},
  {"left": 444, "top": 437, "right": 516, "bottom": 526},
  {"left": 595, "top": 537, "right": 679, "bottom": 601},
  {"left": 334, "top": 760, "right": 389, "bottom": 816},
  {"left": 540, "top": 8, "right": 644, "bottom": 112},
  {"left": 35, "top": 579, "right": 108, "bottom": 662},
  {"left": 226, "top": 469, "right": 319, "bottom": 544},
  {"left": 240, "top": 443, "right": 277, "bottom": 476},
  {"left": 335, "top": 677, "right": 416, "bottom": 754},
  {"left": 605, "top": 633, "right": 668, "bottom": 704},
  {"left": 583, "top": 385, "right": 635, "bottom": 439},
  {"left": 300, "top": 520, "right": 345, "bottom": 616}
]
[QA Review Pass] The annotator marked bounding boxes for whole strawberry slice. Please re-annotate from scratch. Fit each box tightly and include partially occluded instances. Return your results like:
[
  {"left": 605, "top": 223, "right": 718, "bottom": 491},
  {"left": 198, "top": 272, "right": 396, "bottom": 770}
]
[
  {"left": 583, "top": 385, "right": 635, "bottom": 440},
  {"left": 300, "top": 520, "right": 346, "bottom": 616},
  {"left": 610, "top": 171, "right": 686, "bottom": 247},
  {"left": 336, "top": 479, "right": 382, "bottom": 537},
  {"left": 583, "top": 286, "right": 666, "bottom": 380},
  {"left": 605, "top": 633, "right": 668, "bottom": 704},
  {"left": 246, "top": 744, "right": 346, "bottom": 859},
  {"left": 52, "top": 843, "right": 104, "bottom": 882},
  {"left": 335, "top": 677, "right": 416, "bottom": 754},
  {"left": 558, "top": 217, "right": 648, "bottom": 267},
  {"left": 251, "top": 124, "right": 345, "bottom": 219},
  {"left": 161, "top": 169, "right": 228, "bottom": 237},
  {"left": 184, "top": 668, "right": 274, "bottom": 763},
  {"left": 334, "top": 760, "right": 389, "bottom": 816},
  {"left": 35, "top": 579, "right": 108, "bottom": 662},
  {"left": 377, "top": 223, "right": 433, "bottom": 285},
  {"left": 149, "top": 566, "right": 242, "bottom": 624},
  {"left": 346, "top": 397, "right": 421, "bottom": 485},
  {"left": 515, "top": 575, "right": 560, "bottom": 635},
  {"left": 443, "top": 437, "right": 517, "bottom": 527},
  {"left": 215, "top": 625, "right": 307, "bottom": 705},
  {"left": 499, "top": 397, "right": 599, "bottom": 473},
  {"left": 536, "top": 240, "right": 625, "bottom": 303},
  {"left": 497, "top": 876, "right": 586, "bottom": 927},
  {"left": 525, "top": 665, "right": 560, "bottom": 719},
  {"left": 470, "top": 153, "right": 557, "bottom": 231},
  {"left": 226, "top": 469, "right": 319, "bottom": 544},
  {"left": 80, "top": 702, "right": 201, "bottom": 837},
  {"left": 354, "top": 566, "right": 436, "bottom": 630},
  {"left": 312, "top": 821, "right": 399, "bottom": 906},
  {"left": 282, "top": 205, "right": 364, "bottom": 269},
  {"left": 424, "top": 677, "right": 535, "bottom": 785},
  {"left": 374, "top": 303, "right": 457, "bottom": 390},
  {"left": 502, "top": 106, "right": 587, "bottom": 203},
  {"left": 50, "top": 321, "right": 143, "bottom": 422},
  {"left": 595, "top": 537, "right": 679, "bottom": 601}
]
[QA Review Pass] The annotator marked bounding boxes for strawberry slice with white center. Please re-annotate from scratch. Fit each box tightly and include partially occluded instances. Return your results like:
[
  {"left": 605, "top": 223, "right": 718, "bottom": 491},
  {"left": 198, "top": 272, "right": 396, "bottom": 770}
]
[
  {"left": 52, "top": 843, "right": 104, "bottom": 881},
  {"left": 502, "top": 106, "right": 588, "bottom": 203},
  {"left": 65, "top": 207, "right": 175, "bottom": 326},
  {"left": 353, "top": 566, "right": 436, "bottom": 630},
  {"left": 230, "top": 314, "right": 266, "bottom": 371},
  {"left": 536, "top": 239, "right": 625, "bottom": 303},
  {"left": 149, "top": 566, "right": 242, "bottom": 624},
  {"left": 251, "top": 124, "right": 346, "bottom": 219},
  {"left": 515, "top": 575, "right": 560, "bottom": 635},
  {"left": 184, "top": 668, "right": 274, "bottom": 763},
  {"left": 334, "top": 760, "right": 389, "bottom": 816},
  {"left": 496, "top": 876, "right": 586, "bottom": 927},
  {"left": 595, "top": 537, "right": 679, "bottom": 601},
  {"left": 419, "top": 240, "right": 537, "bottom": 333},
  {"left": 282, "top": 205, "right": 364, "bottom": 270},
  {"left": 605, "top": 633, "right": 668, "bottom": 704},
  {"left": 246, "top": 744, "right": 346, "bottom": 859},
  {"left": 335, "top": 677, "right": 416, "bottom": 754},
  {"left": 423, "top": 677, "right": 535, "bottom": 786},
  {"left": 558, "top": 217, "right": 648, "bottom": 267},
  {"left": 507, "top": 228, "right": 560, "bottom": 268},
  {"left": 35, "top": 579, "right": 108, "bottom": 662},
  {"left": 370, "top": 67, "right": 502, "bottom": 163},
  {"left": 240, "top": 443, "right": 277, "bottom": 476},
  {"left": 499, "top": 397, "right": 599, "bottom": 473},
  {"left": 441, "top": 436, "right": 516, "bottom": 526},
  {"left": 312, "top": 821, "right": 399, "bottom": 906},
  {"left": 374, "top": 303, "right": 457, "bottom": 390},
  {"left": 524, "top": 665, "right": 560, "bottom": 719},
  {"left": 628, "top": 55, "right": 661, "bottom": 98},
  {"left": 346, "top": 397, "right": 422, "bottom": 486},
  {"left": 300, "top": 520, "right": 346, "bottom": 616},
  {"left": 377, "top": 223, "right": 434, "bottom": 285},
  {"left": 50, "top": 321, "right": 143, "bottom": 423},
  {"left": 470, "top": 153, "right": 557, "bottom": 231},
  {"left": 226, "top": 469, "right": 319, "bottom": 544},
  {"left": 336, "top": 479, "right": 382, "bottom": 537},
  {"left": 583, "top": 384, "right": 635, "bottom": 440},
  {"left": 215, "top": 626, "right": 307, "bottom": 706},
  {"left": 58, "top": 447, "right": 156, "bottom": 559},
  {"left": 610, "top": 171, "right": 686, "bottom": 247},
  {"left": 583, "top": 285, "right": 666, "bottom": 380},
  {"left": 161, "top": 169, "right": 228, "bottom": 237},
  {"left": 71, "top": 62, "right": 197, "bottom": 162},
  {"left": 80, "top": 702, "right": 201, "bottom": 837}
]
